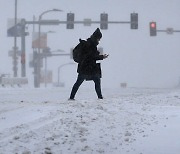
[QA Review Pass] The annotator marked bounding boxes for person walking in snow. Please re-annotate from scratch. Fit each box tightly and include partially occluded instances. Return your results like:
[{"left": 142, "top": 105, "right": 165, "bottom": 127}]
[{"left": 69, "top": 28, "right": 109, "bottom": 100}]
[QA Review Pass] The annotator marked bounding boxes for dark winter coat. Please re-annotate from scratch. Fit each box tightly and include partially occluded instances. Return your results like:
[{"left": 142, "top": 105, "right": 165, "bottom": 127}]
[{"left": 77, "top": 37, "right": 104, "bottom": 79}]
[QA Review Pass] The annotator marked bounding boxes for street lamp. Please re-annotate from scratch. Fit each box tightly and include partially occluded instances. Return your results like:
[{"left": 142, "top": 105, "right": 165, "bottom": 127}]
[
  {"left": 38, "top": 8, "right": 63, "bottom": 54},
  {"left": 36, "top": 8, "right": 63, "bottom": 88},
  {"left": 57, "top": 62, "right": 75, "bottom": 87}
]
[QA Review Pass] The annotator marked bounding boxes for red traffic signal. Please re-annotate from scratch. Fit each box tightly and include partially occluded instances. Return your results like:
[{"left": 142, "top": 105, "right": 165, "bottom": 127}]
[
  {"left": 150, "top": 22, "right": 157, "bottom": 36},
  {"left": 150, "top": 22, "right": 156, "bottom": 28}
]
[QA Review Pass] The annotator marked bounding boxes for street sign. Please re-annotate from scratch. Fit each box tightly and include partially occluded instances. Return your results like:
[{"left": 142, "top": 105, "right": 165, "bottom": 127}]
[
  {"left": 166, "top": 28, "right": 174, "bottom": 34},
  {"left": 8, "top": 50, "right": 21, "bottom": 57},
  {"left": 32, "top": 32, "right": 47, "bottom": 48}
]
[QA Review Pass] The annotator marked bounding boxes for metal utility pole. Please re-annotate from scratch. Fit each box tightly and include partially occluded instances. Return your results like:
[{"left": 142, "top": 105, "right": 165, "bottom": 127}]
[
  {"left": 13, "top": 0, "right": 18, "bottom": 77},
  {"left": 32, "top": 15, "right": 38, "bottom": 87},
  {"left": 20, "top": 19, "right": 26, "bottom": 77}
]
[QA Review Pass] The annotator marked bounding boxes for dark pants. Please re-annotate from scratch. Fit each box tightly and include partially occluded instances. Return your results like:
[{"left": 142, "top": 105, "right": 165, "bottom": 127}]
[{"left": 70, "top": 74, "right": 103, "bottom": 99}]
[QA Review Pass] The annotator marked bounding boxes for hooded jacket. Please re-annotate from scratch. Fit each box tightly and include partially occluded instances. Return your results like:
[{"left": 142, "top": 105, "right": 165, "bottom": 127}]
[{"left": 77, "top": 28, "right": 104, "bottom": 78}]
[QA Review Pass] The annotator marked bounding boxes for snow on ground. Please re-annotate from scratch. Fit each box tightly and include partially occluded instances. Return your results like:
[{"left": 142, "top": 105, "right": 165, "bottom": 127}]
[{"left": 0, "top": 87, "right": 180, "bottom": 154}]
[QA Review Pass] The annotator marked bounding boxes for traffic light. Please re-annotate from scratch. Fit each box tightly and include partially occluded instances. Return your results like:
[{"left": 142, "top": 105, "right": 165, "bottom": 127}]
[
  {"left": 42, "top": 47, "right": 52, "bottom": 57},
  {"left": 7, "top": 19, "right": 28, "bottom": 37},
  {"left": 130, "top": 13, "right": 138, "bottom": 29},
  {"left": 150, "top": 22, "right": 157, "bottom": 36},
  {"left": 7, "top": 23, "right": 23, "bottom": 37},
  {"left": 100, "top": 13, "right": 108, "bottom": 30},
  {"left": 67, "top": 13, "right": 74, "bottom": 29}
]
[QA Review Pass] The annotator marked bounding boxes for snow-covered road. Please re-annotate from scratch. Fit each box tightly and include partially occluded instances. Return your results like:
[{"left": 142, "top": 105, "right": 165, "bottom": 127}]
[{"left": 0, "top": 87, "right": 180, "bottom": 154}]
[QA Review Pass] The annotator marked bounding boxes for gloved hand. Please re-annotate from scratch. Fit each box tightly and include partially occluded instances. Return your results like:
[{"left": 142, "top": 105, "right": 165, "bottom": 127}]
[{"left": 103, "top": 54, "right": 109, "bottom": 59}]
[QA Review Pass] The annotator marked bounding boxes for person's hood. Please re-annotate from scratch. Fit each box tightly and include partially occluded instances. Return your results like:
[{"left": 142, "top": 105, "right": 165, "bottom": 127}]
[{"left": 91, "top": 28, "right": 102, "bottom": 40}]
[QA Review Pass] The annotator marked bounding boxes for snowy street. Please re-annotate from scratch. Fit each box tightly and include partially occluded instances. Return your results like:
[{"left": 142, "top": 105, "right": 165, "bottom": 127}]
[
  {"left": 0, "top": 87, "right": 180, "bottom": 154},
  {"left": 1, "top": 0, "right": 180, "bottom": 153}
]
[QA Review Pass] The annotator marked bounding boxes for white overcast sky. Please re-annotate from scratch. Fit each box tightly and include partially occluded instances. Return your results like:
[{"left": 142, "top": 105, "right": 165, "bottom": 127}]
[{"left": 0, "top": 0, "right": 180, "bottom": 88}]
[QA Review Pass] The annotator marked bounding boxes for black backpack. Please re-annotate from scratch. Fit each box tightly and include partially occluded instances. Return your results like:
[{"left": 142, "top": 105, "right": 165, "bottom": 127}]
[{"left": 73, "top": 39, "right": 87, "bottom": 63}]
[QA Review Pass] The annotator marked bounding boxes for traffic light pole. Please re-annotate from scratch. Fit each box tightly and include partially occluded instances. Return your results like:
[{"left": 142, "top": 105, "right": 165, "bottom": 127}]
[
  {"left": 21, "top": 20, "right": 26, "bottom": 77},
  {"left": 37, "top": 16, "right": 41, "bottom": 88},
  {"left": 150, "top": 22, "right": 180, "bottom": 36},
  {"left": 25, "top": 20, "right": 131, "bottom": 25},
  {"left": 157, "top": 30, "right": 180, "bottom": 33},
  {"left": 156, "top": 30, "right": 167, "bottom": 32},
  {"left": 173, "top": 30, "right": 180, "bottom": 32},
  {"left": 71, "top": 21, "right": 130, "bottom": 24},
  {"left": 13, "top": 0, "right": 18, "bottom": 77}
]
